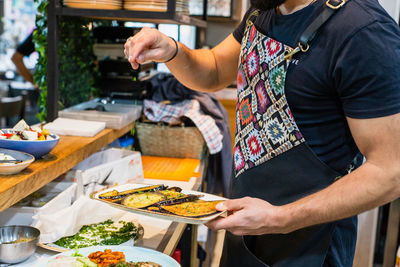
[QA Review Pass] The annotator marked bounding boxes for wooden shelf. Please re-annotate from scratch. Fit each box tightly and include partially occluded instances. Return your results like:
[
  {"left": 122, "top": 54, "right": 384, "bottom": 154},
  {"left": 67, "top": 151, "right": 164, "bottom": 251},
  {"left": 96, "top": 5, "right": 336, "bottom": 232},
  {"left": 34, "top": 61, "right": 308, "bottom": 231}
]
[
  {"left": 55, "top": 7, "right": 207, "bottom": 28},
  {"left": 192, "top": 15, "right": 239, "bottom": 23},
  {"left": 0, "top": 123, "right": 133, "bottom": 212}
]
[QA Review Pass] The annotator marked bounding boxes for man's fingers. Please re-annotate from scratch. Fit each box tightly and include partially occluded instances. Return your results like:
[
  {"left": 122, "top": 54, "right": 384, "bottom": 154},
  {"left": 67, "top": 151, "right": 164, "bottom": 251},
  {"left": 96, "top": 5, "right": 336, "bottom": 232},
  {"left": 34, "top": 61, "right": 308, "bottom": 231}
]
[
  {"left": 124, "top": 27, "right": 175, "bottom": 69},
  {"left": 206, "top": 211, "right": 245, "bottom": 231},
  {"left": 216, "top": 197, "right": 250, "bottom": 212},
  {"left": 136, "top": 48, "right": 163, "bottom": 64},
  {"left": 125, "top": 31, "right": 154, "bottom": 68}
]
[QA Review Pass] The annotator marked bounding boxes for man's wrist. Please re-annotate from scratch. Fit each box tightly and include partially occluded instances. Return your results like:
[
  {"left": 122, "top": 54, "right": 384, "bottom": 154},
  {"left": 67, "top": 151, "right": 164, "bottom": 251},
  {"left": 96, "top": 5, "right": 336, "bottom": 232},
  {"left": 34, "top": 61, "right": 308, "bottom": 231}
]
[
  {"left": 274, "top": 205, "right": 297, "bottom": 234},
  {"left": 163, "top": 37, "right": 179, "bottom": 63}
]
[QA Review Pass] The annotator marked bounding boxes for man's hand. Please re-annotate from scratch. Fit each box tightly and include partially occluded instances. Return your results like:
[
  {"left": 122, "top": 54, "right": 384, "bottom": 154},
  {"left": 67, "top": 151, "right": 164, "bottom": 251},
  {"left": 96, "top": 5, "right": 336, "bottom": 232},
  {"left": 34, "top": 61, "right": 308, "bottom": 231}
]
[
  {"left": 206, "top": 197, "right": 287, "bottom": 236},
  {"left": 124, "top": 27, "right": 177, "bottom": 69}
]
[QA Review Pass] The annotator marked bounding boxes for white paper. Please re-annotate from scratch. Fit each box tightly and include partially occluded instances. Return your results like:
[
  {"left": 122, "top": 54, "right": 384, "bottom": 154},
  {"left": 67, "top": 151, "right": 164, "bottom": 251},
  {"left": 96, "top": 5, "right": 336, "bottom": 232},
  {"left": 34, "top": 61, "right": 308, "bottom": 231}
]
[{"left": 32, "top": 196, "right": 139, "bottom": 244}]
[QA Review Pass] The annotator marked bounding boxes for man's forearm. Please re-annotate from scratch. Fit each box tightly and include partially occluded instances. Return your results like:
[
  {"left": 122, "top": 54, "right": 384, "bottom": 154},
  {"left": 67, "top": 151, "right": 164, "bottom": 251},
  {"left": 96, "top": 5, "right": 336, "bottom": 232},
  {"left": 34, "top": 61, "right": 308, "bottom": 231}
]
[
  {"left": 166, "top": 43, "right": 221, "bottom": 92},
  {"left": 281, "top": 160, "right": 400, "bottom": 233},
  {"left": 125, "top": 29, "right": 240, "bottom": 91},
  {"left": 166, "top": 34, "right": 241, "bottom": 92}
]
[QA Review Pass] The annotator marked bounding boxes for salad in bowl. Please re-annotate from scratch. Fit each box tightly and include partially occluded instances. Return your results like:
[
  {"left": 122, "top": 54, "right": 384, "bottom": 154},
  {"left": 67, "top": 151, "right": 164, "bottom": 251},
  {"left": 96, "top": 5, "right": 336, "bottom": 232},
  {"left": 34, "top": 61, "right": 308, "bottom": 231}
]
[
  {"left": 0, "top": 120, "right": 59, "bottom": 158},
  {"left": 0, "top": 120, "right": 55, "bottom": 141}
]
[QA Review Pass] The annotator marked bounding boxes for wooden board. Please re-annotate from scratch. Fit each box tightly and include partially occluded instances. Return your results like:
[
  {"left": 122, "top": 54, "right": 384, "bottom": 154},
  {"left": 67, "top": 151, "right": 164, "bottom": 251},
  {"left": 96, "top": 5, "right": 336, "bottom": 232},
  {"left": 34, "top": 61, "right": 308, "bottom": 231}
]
[{"left": 0, "top": 123, "right": 133, "bottom": 212}]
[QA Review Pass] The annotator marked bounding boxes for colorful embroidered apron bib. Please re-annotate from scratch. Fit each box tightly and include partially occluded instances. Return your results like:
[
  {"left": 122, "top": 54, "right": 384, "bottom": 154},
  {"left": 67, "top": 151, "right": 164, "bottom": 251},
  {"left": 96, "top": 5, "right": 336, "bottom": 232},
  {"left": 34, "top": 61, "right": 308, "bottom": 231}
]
[{"left": 220, "top": 13, "right": 344, "bottom": 267}]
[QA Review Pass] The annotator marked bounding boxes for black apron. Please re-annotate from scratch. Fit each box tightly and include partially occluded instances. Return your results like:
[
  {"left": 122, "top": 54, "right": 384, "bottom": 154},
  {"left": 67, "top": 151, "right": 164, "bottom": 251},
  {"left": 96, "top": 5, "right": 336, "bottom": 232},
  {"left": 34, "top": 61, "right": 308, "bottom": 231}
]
[{"left": 221, "top": 3, "right": 350, "bottom": 266}]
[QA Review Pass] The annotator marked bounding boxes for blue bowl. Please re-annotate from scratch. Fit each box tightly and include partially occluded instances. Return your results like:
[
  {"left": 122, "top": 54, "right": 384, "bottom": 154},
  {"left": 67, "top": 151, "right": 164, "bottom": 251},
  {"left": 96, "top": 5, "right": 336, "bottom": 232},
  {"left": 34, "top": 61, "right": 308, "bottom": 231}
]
[{"left": 0, "top": 129, "right": 59, "bottom": 158}]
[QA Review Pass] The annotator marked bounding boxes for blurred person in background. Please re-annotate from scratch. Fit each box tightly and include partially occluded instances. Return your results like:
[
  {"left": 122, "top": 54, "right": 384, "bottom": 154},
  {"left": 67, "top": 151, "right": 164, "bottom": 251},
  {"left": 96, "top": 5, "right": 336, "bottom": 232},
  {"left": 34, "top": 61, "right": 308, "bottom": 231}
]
[{"left": 11, "top": 31, "right": 36, "bottom": 88}]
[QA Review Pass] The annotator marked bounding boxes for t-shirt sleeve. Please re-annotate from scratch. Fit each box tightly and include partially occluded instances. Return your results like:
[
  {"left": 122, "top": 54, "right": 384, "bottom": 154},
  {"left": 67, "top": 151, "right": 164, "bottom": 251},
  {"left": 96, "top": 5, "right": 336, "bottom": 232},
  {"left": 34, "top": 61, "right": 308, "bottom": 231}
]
[
  {"left": 333, "top": 21, "right": 400, "bottom": 119},
  {"left": 16, "top": 32, "right": 35, "bottom": 56},
  {"left": 233, "top": 8, "right": 255, "bottom": 43}
]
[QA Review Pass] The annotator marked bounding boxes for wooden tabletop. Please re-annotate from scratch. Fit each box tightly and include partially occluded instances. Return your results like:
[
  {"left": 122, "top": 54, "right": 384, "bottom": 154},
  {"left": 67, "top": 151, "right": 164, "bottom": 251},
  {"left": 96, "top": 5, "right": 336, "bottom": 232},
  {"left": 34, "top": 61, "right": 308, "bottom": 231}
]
[{"left": 0, "top": 123, "right": 133, "bottom": 212}]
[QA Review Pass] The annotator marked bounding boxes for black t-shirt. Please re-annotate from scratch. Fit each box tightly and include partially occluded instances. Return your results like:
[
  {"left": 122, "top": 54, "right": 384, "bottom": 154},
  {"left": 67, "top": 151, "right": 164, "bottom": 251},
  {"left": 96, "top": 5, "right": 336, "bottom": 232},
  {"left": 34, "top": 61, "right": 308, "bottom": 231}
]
[
  {"left": 233, "top": 0, "right": 400, "bottom": 174},
  {"left": 16, "top": 32, "right": 35, "bottom": 56}
]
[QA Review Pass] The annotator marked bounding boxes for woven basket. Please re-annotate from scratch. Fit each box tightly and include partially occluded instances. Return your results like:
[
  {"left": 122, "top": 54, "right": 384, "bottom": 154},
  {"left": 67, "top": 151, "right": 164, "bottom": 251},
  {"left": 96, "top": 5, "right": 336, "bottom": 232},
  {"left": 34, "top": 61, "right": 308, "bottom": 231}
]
[{"left": 135, "top": 122, "right": 206, "bottom": 159}]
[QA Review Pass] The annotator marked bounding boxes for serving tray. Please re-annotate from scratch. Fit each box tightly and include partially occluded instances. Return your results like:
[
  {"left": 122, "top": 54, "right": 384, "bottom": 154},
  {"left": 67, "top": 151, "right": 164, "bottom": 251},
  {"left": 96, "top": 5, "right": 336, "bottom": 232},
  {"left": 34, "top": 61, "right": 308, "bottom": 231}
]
[{"left": 90, "top": 183, "right": 227, "bottom": 225}]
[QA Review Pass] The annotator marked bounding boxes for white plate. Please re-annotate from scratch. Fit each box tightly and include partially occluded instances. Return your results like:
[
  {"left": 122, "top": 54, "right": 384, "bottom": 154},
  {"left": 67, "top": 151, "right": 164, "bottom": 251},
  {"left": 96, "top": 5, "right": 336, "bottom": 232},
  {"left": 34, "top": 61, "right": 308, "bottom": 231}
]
[
  {"left": 37, "top": 245, "right": 180, "bottom": 267},
  {"left": 91, "top": 183, "right": 227, "bottom": 224}
]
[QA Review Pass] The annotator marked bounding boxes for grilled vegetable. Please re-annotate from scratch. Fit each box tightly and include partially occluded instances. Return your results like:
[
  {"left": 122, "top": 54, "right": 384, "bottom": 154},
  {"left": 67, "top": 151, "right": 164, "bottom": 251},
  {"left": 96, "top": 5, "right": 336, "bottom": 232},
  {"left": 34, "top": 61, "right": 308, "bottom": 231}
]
[
  {"left": 98, "top": 190, "right": 119, "bottom": 199},
  {"left": 146, "top": 206, "right": 162, "bottom": 212},
  {"left": 165, "top": 187, "right": 182, "bottom": 192},
  {"left": 122, "top": 192, "right": 166, "bottom": 209},
  {"left": 160, "top": 200, "right": 224, "bottom": 217},
  {"left": 158, "top": 190, "right": 186, "bottom": 199},
  {"left": 155, "top": 194, "right": 200, "bottom": 207},
  {"left": 99, "top": 184, "right": 166, "bottom": 202}
]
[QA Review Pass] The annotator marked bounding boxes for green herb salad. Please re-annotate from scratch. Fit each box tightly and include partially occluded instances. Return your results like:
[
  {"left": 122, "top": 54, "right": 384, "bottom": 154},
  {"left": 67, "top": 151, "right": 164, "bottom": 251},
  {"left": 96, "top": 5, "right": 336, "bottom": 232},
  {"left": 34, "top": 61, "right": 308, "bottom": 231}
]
[{"left": 54, "top": 220, "right": 140, "bottom": 249}]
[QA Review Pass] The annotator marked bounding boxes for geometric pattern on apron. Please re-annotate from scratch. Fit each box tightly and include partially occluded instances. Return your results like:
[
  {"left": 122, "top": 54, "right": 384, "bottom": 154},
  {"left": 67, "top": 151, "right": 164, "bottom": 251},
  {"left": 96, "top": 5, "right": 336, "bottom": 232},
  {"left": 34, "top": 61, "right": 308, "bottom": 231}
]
[{"left": 234, "top": 23, "right": 305, "bottom": 177}]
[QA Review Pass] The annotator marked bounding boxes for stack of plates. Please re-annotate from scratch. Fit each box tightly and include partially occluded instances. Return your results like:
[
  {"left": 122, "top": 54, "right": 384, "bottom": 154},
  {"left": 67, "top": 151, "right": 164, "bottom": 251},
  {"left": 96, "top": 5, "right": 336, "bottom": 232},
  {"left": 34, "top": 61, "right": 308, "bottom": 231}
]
[
  {"left": 124, "top": 0, "right": 189, "bottom": 13},
  {"left": 64, "top": 0, "right": 122, "bottom": 10}
]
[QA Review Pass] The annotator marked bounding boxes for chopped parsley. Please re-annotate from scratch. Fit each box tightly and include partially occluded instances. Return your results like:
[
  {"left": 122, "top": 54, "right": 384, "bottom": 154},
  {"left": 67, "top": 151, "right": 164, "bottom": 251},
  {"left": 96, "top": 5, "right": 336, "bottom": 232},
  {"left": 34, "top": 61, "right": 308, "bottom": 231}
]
[{"left": 54, "top": 220, "right": 138, "bottom": 249}]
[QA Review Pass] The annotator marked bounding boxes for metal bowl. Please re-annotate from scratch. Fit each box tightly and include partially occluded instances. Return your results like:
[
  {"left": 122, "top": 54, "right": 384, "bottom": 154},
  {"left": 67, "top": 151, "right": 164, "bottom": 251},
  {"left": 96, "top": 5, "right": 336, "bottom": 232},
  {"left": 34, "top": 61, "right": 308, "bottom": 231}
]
[{"left": 0, "top": 225, "right": 40, "bottom": 264}]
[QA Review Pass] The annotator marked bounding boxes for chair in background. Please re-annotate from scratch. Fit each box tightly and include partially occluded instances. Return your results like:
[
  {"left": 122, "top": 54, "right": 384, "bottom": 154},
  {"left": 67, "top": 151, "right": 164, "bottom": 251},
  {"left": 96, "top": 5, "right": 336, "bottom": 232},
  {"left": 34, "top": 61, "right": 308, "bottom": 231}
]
[{"left": 0, "top": 93, "right": 26, "bottom": 128}]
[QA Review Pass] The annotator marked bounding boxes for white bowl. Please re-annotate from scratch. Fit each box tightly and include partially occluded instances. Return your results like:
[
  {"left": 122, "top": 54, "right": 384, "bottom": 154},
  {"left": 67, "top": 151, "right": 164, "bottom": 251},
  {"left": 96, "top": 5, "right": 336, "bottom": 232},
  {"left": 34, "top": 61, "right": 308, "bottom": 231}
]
[{"left": 0, "top": 148, "right": 35, "bottom": 175}]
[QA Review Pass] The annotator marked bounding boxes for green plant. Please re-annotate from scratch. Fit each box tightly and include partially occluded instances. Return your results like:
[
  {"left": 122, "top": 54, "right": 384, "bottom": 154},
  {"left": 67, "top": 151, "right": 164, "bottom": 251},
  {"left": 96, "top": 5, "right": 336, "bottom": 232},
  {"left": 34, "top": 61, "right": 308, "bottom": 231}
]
[
  {"left": 58, "top": 16, "right": 99, "bottom": 109},
  {"left": 33, "top": 0, "right": 101, "bottom": 122},
  {"left": 33, "top": 0, "right": 48, "bottom": 122}
]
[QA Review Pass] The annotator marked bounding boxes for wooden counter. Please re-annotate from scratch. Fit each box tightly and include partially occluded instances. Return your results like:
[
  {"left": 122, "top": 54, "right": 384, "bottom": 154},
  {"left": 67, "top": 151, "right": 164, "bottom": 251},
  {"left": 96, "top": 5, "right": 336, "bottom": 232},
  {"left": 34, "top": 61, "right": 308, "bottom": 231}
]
[{"left": 0, "top": 123, "right": 133, "bottom": 212}]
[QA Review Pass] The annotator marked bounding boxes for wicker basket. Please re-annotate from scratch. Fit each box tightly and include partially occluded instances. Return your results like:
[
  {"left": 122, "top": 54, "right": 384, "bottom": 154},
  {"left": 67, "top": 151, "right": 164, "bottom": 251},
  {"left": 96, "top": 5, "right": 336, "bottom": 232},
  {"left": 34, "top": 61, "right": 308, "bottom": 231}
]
[{"left": 135, "top": 122, "right": 206, "bottom": 159}]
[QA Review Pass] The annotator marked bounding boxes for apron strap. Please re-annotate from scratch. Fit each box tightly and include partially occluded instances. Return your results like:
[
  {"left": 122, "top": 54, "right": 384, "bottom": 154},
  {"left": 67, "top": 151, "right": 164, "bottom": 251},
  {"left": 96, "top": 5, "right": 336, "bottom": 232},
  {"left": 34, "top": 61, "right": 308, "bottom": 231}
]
[
  {"left": 246, "top": 9, "right": 260, "bottom": 27},
  {"left": 285, "top": 0, "right": 349, "bottom": 60},
  {"left": 298, "top": 0, "right": 349, "bottom": 51}
]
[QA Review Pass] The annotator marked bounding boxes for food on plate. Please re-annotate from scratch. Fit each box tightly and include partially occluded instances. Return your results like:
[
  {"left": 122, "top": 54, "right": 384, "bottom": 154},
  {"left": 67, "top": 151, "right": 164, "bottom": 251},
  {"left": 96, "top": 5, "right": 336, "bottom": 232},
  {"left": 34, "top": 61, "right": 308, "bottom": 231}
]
[
  {"left": 158, "top": 189, "right": 185, "bottom": 199},
  {"left": 88, "top": 249, "right": 126, "bottom": 267},
  {"left": 160, "top": 200, "right": 224, "bottom": 217},
  {"left": 153, "top": 194, "right": 200, "bottom": 207},
  {"left": 54, "top": 220, "right": 139, "bottom": 249},
  {"left": 97, "top": 184, "right": 225, "bottom": 218},
  {"left": 0, "top": 119, "right": 53, "bottom": 141},
  {"left": 46, "top": 250, "right": 164, "bottom": 267},
  {"left": 99, "top": 184, "right": 167, "bottom": 203},
  {"left": 122, "top": 190, "right": 200, "bottom": 209},
  {"left": 47, "top": 254, "right": 97, "bottom": 267},
  {"left": 122, "top": 192, "right": 166, "bottom": 209}
]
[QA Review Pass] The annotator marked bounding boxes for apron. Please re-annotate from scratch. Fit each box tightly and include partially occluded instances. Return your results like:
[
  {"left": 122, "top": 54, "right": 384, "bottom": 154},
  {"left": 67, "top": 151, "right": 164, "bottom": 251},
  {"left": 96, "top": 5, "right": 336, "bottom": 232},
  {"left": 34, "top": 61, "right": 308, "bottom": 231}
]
[{"left": 220, "top": 10, "right": 346, "bottom": 267}]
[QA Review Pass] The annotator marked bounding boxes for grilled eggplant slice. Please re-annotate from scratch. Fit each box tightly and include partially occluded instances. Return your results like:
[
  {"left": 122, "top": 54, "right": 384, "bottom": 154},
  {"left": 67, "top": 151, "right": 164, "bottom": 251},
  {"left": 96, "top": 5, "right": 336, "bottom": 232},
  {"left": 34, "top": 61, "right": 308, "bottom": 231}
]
[
  {"left": 98, "top": 190, "right": 118, "bottom": 199},
  {"left": 155, "top": 194, "right": 200, "bottom": 207},
  {"left": 160, "top": 200, "right": 224, "bottom": 217},
  {"left": 159, "top": 190, "right": 186, "bottom": 199},
  {"left": 122, "top": 192, "right": 166, "bottom": 209},
  {"left": 98, "top": 184, "right": 166, "bottom": 202},
  {"left": 147, "top": 206, "right": 162, "bottom": 212},
  {"left": 165, "top": 186, "right": 182, "bottom": 192}
]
